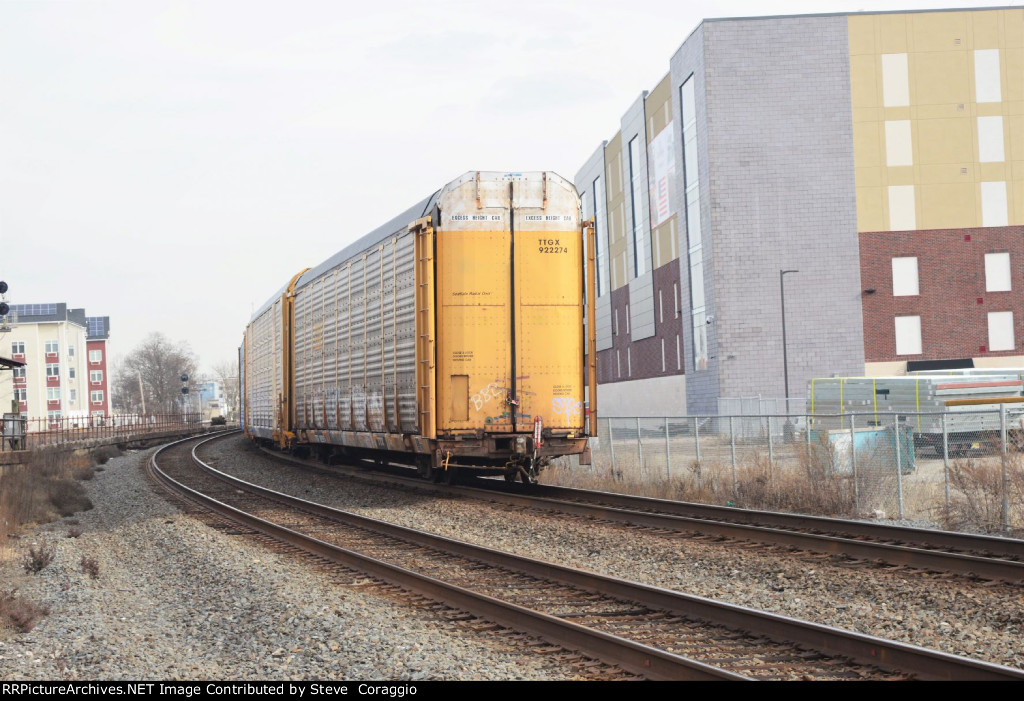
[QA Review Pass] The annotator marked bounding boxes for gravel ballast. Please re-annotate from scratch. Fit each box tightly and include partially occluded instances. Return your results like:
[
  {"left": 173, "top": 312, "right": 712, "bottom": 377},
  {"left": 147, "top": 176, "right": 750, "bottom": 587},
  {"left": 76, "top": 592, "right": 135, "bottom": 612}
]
[
  {"left": 201, "top": 436, "right": 1024, "bottom": 671},
  {"left": 0, "top": 446, "right": 581, "bottom": 680}
]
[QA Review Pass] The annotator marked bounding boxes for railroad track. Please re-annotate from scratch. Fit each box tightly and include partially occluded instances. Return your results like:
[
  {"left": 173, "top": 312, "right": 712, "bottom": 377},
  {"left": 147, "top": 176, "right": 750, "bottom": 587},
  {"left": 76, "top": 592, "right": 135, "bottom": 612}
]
[
  {"left": 262, "top": 448, "right": 1024, "bottom": 583},
  {"left": 150, "top": 433, "right": 1024, "bottom": 681}
]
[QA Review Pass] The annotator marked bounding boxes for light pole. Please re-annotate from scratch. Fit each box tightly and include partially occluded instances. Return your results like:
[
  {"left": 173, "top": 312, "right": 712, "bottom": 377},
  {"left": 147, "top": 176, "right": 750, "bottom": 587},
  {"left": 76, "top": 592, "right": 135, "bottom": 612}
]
[{"left": 780, "top": 269, "right": 799, "bottom": 415}]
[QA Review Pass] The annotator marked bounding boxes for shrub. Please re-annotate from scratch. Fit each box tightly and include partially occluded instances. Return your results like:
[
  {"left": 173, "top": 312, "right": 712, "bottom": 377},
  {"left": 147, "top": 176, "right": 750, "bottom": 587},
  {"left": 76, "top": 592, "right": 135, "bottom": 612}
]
[
  {"left": 210, "top": 416, "right": 228, "bottom": 426},
  {"left": 90, "top": 445, "right": 122, "bottom": 465},
  {"left": 80, "top": 556, "right": 100, "bottom": 579},
  {"left": 23, "top": 543, "right": 55, "bottom": 574},
  {"left": 0, "top": 589, "right": 50, "bottom": 633}
]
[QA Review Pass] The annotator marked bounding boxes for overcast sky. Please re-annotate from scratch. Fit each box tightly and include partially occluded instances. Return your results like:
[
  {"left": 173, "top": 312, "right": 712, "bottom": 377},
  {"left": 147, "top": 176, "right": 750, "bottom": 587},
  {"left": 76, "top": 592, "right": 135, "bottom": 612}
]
[{"left": 0, "top": 0, "right": 1010, "bottom": 377}]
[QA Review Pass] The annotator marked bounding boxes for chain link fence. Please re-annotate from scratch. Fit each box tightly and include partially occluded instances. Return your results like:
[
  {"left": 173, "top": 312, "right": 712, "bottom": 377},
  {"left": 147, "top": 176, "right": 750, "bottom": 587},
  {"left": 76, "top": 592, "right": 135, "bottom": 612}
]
[{"left": 551, "top": 408, "right": 1024, "bottom": 536}]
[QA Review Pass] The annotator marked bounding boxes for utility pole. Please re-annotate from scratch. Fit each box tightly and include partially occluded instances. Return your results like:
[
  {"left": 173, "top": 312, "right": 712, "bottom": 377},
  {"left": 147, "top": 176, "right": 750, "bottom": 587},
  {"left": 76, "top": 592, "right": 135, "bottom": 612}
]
[{"left": 137, "top": 370, "right": 146, "bottom": 415}]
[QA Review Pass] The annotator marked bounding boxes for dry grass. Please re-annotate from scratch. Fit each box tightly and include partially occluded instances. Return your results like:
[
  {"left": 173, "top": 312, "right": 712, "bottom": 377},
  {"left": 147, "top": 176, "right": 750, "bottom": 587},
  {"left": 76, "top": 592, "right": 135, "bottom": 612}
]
[
  {"left": 0, "top": 449, "right": 95, "bottom": 551},
  {"left": 942, "top": 454, "right": 1024, "bottom": 535},
  {"left": 22, "top": 542, "right": 55, "bottom": 574},
  {"left": 0, "top": 589, "right": 50, "bottom": 633}
]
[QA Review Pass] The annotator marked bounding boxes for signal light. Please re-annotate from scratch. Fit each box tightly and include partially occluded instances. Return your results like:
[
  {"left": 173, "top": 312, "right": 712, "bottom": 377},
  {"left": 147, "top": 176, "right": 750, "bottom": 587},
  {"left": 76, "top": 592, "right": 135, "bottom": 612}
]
[
  {"left": 0, "top": 303, "right": 8, "bottom": 316},
  {"left": 0, "top": 281, "right": 7, "bottom": 294}
]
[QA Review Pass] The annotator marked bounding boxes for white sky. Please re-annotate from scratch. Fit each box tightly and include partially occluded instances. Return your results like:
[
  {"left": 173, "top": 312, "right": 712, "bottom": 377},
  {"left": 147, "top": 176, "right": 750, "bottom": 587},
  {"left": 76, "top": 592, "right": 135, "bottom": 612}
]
[{"left": 0, "top": 0, "right": 1010, "bottom": 376}]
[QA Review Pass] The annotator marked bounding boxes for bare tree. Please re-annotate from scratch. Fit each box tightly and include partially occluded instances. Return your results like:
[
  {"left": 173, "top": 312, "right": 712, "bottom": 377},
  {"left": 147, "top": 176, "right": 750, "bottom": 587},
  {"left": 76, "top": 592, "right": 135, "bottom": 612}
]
[
  {"left": 210, "top": 357, "right": 240, "bottom": 420},
  {"left": 112, "top": 333, "right": 199, "bottom": 414}
]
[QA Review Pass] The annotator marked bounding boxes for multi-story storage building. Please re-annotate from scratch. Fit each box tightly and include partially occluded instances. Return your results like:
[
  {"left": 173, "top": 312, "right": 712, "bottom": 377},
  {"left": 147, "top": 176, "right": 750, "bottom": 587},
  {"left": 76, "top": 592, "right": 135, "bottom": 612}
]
[
  {"left": 577, "top": 7, "right": 1024, "bottom": 415},
  {"left": 1, "top": 304, "right": 111, "bottom": 423}
]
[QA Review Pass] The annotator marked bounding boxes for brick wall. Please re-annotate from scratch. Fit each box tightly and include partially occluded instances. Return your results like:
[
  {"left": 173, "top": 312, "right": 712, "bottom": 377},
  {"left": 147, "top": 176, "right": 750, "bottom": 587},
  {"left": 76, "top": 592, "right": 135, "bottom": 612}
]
[{"left": 860, "top": 225, "right": 1024, "bottom": 362}]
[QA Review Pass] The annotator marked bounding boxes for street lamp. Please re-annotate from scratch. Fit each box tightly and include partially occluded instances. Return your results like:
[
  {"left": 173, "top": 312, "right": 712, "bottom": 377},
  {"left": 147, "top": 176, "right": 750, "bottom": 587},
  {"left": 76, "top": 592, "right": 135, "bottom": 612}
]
[{"left": 780, "top": 269, "right": 799, "bottom": 415}]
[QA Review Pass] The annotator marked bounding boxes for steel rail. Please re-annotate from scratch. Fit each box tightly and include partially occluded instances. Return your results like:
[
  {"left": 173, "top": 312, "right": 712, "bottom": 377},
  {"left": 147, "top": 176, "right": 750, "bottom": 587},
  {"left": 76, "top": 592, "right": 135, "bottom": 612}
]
[
  {"left": 158, "top": 434, "right": 1024, "bottom": 681},
  {"left": 150, "top": 435, "right": 740, "bottom": 681},
  {"left": 257, "top": 447, "right": 1024, "bottom": 582}
]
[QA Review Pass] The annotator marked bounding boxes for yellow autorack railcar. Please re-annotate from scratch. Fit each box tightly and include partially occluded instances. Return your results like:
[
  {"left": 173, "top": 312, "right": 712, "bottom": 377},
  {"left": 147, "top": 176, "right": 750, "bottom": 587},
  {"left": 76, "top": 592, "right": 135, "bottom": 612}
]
[{"left": 242, "top": 171, "right": 597, "bottom": 483}]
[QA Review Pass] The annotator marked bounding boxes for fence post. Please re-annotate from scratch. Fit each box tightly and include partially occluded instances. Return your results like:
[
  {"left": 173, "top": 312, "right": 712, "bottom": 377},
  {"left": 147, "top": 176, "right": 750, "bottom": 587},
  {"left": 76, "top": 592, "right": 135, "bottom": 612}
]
[
  {"left": 805, "top": 412, "right": 811, "bottom": 458},
  {"left": 850, "top": 414, "right": 859, "bottom": 516},
  {"left": 1000, "top": 404, "right": 1009, "bottom": 532},
  {"left": 608, "top": 418, "right": 616, "bottom": 473},
  {"left": 664, "top": 417, "right": 671, "bottom": 480},
  {"left": 636, "top": 417, "right": 644, "bottom": 472},
  {"left": 729, "top": 415, "right": 737, "bottom": 501},
  {"left": 894, "top": 413, "right": 904, "bottom": 520},
  {"left": 942, "top": 412, "right": 950, "bottom": 519},
  {"left": 767, "top": 415, "right": 774, "bottom": 475},
  {"left": 694, "top": 416, "right": 702, "bottom": 490}
]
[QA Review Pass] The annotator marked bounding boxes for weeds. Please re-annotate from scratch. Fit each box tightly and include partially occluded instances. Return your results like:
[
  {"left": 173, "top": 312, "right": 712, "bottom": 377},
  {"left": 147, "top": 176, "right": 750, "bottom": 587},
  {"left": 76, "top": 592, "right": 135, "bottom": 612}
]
[
  {"left": 943, "top": 455, "right": 1024, "bottom": 533},
  {"left": 79, "top": 556, "right": 100, "bottom": 579},
  {"left": 23, "top": 543, "right": 55, "bottom": 574},
  {"left": 0, "top": 449, "right": 94, "bottom": 542},
  {"left": 0, "top": 589, "right": 50, "bottom": 633}
]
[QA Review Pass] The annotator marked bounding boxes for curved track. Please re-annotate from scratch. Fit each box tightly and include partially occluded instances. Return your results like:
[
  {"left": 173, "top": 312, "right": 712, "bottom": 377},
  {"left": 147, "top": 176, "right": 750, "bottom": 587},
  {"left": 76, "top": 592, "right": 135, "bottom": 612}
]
[
  {"left": 266, "top": 447, "right": 1024, "bottom": 583},
  {"left": 149, "top": 433, "right": 1024, "bottom": 681}
]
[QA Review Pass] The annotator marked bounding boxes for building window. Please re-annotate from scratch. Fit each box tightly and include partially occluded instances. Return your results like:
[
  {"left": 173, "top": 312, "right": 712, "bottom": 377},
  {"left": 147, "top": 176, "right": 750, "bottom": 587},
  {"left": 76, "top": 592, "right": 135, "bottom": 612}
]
[
  {"left": 68, "top": 345, "right": 75, "bottom": 357},
  {"left": 47, "top": 387, "right": 61, "bottom": 402},
  {"left": 593, "top": 176, "right": 608, "bottom": 297},
  {"left": 975, "top": 49, "right": 1001, "bottom": 103},
  {"left": 988, "top": 311, "right": 1015, "bottom": 352},
  {"left": 985, "top": 253, "right": 1011, "bottom": 292},
  {"left": 47, "top": 410, "right": 62, "bottom": 421},
  {"left": 69, "top": 389, "right": 77, "bottom": 403},
  {"left": 14, "top": 389, "right": 26, "bottom": 402},
  {"left": 69, "top": 367, "right": 76, "bottom": 379},
  {"left": 888, "top": 185, "right": 916, "bottom": 231},
  {"left": 681, "top": 74, "right": 707, "bottom": 370},
  {"left": 628, "top": 136, "right": 646, "bottom": 278},
  {"left": 90, "top": 370, "right": 103, "bottom": 384},
  {"left": 46, "top": 364, "right": 60, "bottom": 377},
  {"left": 881, "top": 53, "right": 909, "bottom": 107},
  {"left": 981, "top": 182, "right": 1009, "bottom": 228},
  {"left": 884, "top": 120, "right": 912, "bottom": 167},
  {"left": 45, "top": 340, "right": 59, "bottom": 354},
  {"left": 891, "top": 257, "right": 919, "bottom": 296},
  {"left": 89, "top": 349, "right": 103, "bottom": 363},
  {"left": 11, "top": 342, "right": 24, "bottom": 355},
  {"left": 13, "top": 367, "right": 25, "bottom": 379},
  {"left": 895, "top": 316, "right": 922, "bottom": 355},
  {"left": 978, "top": 116, "right": 1005, "bottom": 163},
  {"left": 91, "top": 390, "right": 104, "bottom": 404}
]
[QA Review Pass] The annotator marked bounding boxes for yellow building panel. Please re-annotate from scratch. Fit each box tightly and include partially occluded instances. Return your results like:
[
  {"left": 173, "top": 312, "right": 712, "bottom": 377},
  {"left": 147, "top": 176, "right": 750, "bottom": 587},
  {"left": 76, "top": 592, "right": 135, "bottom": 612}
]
[
  {"left": 878, "top": 14, "right": 909, "bottom": 54},
  {"left": 884, "top": 106, "right": 912, "bottom": 121},
  {"left": 917, "top": 163, "right": 975, "bottom": 185},
  {"left": 919, "top": 183, "right": 977, "bottom": 229},
  {"left": 1010, "top": 116, "right": 1024, "bottom": 160},
  {"left": 848, "top": 14, "right": 877, "bottom": 55},
  {"left": 970, "top": 10, "right": 1003, "bottom": 49},
  {"left": 853, "top": 121, "right": 882, "bottom": 168},
  {"left": 912, "top": 51, "right": 971, "bottom": 106},
  {"left": 857, "top": 186, "right": 885, "bottom": 232},
  {"left": 1006, "top": 10, "right": 1024, "bottom": 47},
  {"left": 1009, "top": 50, "right": 1024, "bottom": 101},
  {"left": 852, "top": 107, "right": 883, "bottom": 123},
  {"left": 856, "top": 166, "right": 883, "bottom": 187},
  {"left": 646, "top": 73, "right": 672, "bottom": 138},
  {"left": 911, "top": 104, "right": 965, "bottom": 120},
  {"left": 886, "top": 166, "right": 916, "bottom": 186},
  {"left": 976, "top": 102, "right": 1006, "bottom": 117},
  {"left": 850, "top": 54, "right": 880, "bottom": 109},
  {"left": 980, "top": 163, "right": 1010, "bottom": 182},
  {"left": 916, "top": 117, "right": 975, "bottom": 164},
  {"left": 909, "top": 11, "right": 969, "bottom": 53}
]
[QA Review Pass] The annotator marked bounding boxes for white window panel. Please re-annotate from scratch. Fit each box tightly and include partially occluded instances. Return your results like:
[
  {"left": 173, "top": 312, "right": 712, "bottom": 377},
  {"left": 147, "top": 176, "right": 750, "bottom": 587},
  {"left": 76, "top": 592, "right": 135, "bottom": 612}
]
[
  {"left": 888, "top": 185, "right": 916, "bottom": 231},
  {"left": 885, "top": 121, "right": 913, "bottom": 167},
  {"left": 981, "top": 182, "right": 1009, "bottom": 227},
  {"left": 988, "top": 311, "right": 1015, "bottom": 352},
  {"left": 882, "top": 53, "right": 910, "bottom": 107},
  {"left": 978, "top": 116, "right": 1004, "bottom": 163},
  {"left": 985, "top": 252, "right": 1011, "bottom": 292},
  {"left": 895, "top": 316, "right": 922, "bottom": 356},
  {"left": 892, "top": 257, "right": 919, "bottom": 296},
  {"left": 974, "top": 49, "right": 1001, "bottom": 103}
]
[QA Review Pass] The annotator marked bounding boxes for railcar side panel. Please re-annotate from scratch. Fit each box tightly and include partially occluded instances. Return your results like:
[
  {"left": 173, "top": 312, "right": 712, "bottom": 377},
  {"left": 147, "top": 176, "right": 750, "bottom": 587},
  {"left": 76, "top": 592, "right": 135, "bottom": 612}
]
[
  {"left": 292, "top": 231, "right": 419, "bottom": 449},
  {"left": 244, "top": 296, "right": 285, "bottom": 442}
]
